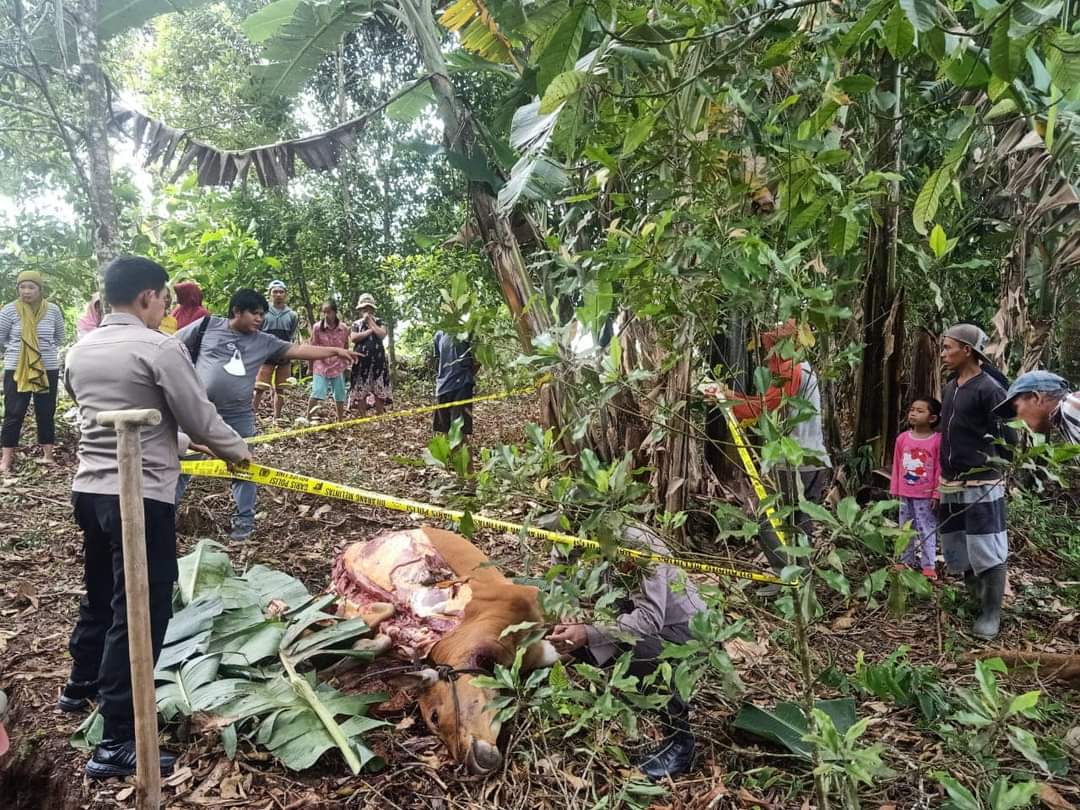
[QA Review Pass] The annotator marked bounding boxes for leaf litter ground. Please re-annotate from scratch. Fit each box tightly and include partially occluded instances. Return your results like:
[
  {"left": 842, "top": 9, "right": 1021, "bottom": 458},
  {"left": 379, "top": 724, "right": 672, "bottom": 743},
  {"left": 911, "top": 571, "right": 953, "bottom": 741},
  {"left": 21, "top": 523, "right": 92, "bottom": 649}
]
[{"left": 0, "top": 385, "right": 1077, "bottom": 809}]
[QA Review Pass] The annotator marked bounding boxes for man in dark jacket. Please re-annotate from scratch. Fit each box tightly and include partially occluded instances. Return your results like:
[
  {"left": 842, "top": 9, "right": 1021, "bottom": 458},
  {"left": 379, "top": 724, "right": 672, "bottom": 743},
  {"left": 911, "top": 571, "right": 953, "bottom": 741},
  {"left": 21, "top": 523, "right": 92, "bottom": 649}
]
[{"left": 939, "top": 324, "right": 1015, "bottom": 640}]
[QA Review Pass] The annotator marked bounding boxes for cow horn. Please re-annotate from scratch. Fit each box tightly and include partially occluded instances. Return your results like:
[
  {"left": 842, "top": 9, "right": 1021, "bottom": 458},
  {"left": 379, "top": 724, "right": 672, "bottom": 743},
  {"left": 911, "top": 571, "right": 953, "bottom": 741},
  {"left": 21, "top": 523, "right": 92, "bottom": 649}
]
[{"left": 415, "top": 667, "right": 440, "bottom": 686}]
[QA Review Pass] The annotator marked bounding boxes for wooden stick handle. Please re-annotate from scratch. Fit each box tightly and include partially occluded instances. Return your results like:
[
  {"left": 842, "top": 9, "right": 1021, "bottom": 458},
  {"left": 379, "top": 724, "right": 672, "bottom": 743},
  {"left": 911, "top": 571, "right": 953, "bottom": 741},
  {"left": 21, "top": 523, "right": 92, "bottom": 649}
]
[{"left": 98, "top": 409, "right": 162, "bottom": 810}]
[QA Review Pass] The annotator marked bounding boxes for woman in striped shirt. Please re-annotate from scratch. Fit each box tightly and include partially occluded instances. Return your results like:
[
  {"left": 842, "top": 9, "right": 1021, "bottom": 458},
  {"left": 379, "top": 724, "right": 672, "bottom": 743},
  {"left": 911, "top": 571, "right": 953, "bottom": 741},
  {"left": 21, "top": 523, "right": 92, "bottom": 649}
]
[{"left": 0, "top": 271, "right": 66, "bottom": 473}]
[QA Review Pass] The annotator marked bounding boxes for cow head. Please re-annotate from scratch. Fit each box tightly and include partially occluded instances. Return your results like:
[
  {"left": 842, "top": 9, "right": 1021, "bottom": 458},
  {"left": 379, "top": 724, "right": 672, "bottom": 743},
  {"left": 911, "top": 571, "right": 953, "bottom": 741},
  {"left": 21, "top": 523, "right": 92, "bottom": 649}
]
[
  {"left": 394, "top": 666, "right": 504, "bottom": 774},
  {"left": 393, "top": 586, "right": 559, "bottom": 774}
]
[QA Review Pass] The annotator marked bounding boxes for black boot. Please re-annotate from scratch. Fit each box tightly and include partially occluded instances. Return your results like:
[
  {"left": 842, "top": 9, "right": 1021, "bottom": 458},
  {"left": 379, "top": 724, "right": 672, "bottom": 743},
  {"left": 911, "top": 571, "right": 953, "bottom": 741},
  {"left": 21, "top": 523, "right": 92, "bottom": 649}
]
[
  {"left": 972, "top": 564, "right": 1007, "bottom": 641},
  {"left": 57, "top": 679, "right": 98, "bottom": 713},
  {"left": 963, "top": 570, "right": 982, "bottom": 603},
  {"left": 638, "top": 704, "right": 695, "bottom": 781},
  {"left": 86, "top": 729, "right": 177, "bottom": 780}
]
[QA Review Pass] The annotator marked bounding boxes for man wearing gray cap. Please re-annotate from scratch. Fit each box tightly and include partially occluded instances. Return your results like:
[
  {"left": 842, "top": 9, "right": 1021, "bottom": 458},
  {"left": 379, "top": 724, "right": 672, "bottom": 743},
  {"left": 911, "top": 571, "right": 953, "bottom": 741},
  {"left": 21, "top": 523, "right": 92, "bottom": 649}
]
[
  {"left": 993, "top": 370, "right": 1080, "bottom": 443},
  {"left": 939, "top": 323, "right": 1016, "bottom": 641},
  {"left": 252, "top": 280, "right": 298, "bottom": 422}
]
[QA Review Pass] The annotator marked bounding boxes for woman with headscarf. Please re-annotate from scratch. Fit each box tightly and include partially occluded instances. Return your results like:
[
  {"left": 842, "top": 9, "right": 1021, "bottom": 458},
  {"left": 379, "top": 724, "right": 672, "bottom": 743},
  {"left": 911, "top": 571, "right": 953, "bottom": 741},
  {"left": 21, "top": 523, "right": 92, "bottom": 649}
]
[
  {"left": 171, "top": 280, "right": 209, "bottom": 329},
  {"left": 0, "top": 271, "right": 67, "bottom": 473},
  {"left": 76, "top": 292, "right": 102, "bottom": 341},
  {"left": 158, "top": 285, "right": 178, "bottom": 335},
  {"left": 348, "top": 293, "right": 392, "bottom": 416}
]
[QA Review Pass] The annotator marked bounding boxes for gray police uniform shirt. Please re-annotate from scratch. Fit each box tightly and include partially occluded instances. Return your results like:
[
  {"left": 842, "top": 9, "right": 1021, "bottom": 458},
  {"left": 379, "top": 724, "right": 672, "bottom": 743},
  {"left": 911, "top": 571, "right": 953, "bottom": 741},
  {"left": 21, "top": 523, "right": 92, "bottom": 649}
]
[{"left": 176, "top": 316, "right": 290, "bottom": 417}]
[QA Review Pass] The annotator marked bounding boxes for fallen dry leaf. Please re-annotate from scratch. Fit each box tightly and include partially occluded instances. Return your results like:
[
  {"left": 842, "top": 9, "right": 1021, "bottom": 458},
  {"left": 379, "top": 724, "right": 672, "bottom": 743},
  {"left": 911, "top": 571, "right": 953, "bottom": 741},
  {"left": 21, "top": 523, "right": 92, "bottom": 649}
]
[
  {"left": 187, "top": 758, "right": 231, "bottom": 805},
  {"left": 724, "top": 637, "right": 768, "bottom": 665},
  {"left": 1040, "top": 783, "right": 1077, "bottom": 810},
  {"left": 163, "top": 765, "right": 194, "bottom": 788},
  {"left": 116, "top": 786, "right": 135, "bottom": 802},
  {"left": 219, "top": 771, "right": 246, "bottom": 800},
  {"left": 690, "top": 781, "right": 730, "bottom": 810},
  {"left": 831, "top": 612, "right": 856, "bottom": 631},
  {"left": 562, "top": 770, "right": 588, "bottom": 791},
  {"left": 1064, "top": 727, "right": 1080, "bottom": 757},
  {"left": 737, "top": 787, "right": 774, "bottom": 808},
  {"left": 12, "top": 582, "right": 38, "bottom": 610},
  {"left": 265, "top": 598, "right": 289, "bottom": 619}
]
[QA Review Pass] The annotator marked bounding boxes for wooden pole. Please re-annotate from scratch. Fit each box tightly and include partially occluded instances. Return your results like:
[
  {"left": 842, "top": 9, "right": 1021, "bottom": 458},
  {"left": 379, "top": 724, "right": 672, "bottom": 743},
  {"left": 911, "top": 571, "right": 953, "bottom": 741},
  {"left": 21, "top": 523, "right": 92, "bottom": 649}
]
[{"left": 96, "top": 408, "right": 163, "bottom": 810}]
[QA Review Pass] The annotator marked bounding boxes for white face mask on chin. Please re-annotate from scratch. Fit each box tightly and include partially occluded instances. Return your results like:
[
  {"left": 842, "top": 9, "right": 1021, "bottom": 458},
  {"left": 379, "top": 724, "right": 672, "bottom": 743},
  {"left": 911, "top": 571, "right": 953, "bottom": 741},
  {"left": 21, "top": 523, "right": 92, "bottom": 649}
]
[{"left": 224, "top": 349, "right": 246, "bottom": 377}]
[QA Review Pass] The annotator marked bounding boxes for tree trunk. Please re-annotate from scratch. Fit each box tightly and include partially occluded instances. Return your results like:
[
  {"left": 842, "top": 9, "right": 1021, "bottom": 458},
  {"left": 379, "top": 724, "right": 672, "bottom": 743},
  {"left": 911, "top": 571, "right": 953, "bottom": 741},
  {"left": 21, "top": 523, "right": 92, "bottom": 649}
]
[
  {"left": 76, "top": 0, "right": 119, "bottom": 276},
  {"left": 704, "top": 314, "right": 749, "bottom": 481},
  {"left": 286, "top": 226, "right": 316, "bottom": 328},
  {"left": 397, "top": 0, "right": 568, "bottom": 434},
  {"left": 380, "top": 157, "right": 399, "bottom": 388},
  {"left": 655, "top": 328, "right": 694, "bottom": 530},
  {"left": 336, "top": 42, "right": 356, "bottom": 265},
  {"left": 1059, "top": 304, "right": 1080, "bottom": 384},
  {"left": 853, "top": 57, "right": 904, "bottom": 468},
  {"left": 910, "top": 327, "right": 940, "bottom": 402}
]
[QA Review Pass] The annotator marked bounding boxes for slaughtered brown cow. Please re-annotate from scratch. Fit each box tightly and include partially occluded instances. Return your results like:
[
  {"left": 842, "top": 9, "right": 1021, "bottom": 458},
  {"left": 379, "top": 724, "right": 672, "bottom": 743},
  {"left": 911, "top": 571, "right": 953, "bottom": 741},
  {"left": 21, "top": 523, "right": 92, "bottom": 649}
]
[{"left": 330, "top": 527, "right": 558, "bottom": 774}]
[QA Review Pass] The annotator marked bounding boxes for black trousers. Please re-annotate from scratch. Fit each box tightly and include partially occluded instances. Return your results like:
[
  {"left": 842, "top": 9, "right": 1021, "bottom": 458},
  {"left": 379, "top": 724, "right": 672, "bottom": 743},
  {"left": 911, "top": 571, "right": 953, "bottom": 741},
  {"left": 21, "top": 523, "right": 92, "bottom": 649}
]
[
  {"left": 67, "top": 493, "right": 178, "bottom": 739},
  {"left": 433, "top": 382, "right": 474, "bottom": 435},
  {"left": 1, "top": 368, "right": 59, "bottom": 447}
]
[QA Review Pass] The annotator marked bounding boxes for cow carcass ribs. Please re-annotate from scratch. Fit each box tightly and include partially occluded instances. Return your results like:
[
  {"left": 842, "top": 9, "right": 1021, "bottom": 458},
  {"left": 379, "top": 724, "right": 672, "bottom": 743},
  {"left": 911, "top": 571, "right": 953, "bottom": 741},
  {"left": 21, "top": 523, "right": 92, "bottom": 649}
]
[{"left": 331, "top": 529, "right": 473, "bottom": 660}]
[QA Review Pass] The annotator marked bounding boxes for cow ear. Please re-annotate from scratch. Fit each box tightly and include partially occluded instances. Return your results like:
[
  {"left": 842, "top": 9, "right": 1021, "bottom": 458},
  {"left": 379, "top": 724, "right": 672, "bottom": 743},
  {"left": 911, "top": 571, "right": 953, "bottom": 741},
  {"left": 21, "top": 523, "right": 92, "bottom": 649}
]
[
  {"left": 387, "top": 667, "right": 440, "bottom": 698},
  {"left": 471, "top": 640, "right": 514, "bottom": 673}
]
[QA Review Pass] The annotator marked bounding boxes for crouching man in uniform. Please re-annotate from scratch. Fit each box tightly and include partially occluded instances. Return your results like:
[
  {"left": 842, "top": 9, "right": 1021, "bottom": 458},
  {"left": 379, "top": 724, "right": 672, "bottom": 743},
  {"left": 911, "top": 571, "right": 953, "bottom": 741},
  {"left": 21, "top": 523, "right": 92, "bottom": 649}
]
[
  {"left": 548, "top": 525, "right": 706, "bottom": 780},
  {"left": 58, "top": 256, "right": 251, "bottom": 779}
]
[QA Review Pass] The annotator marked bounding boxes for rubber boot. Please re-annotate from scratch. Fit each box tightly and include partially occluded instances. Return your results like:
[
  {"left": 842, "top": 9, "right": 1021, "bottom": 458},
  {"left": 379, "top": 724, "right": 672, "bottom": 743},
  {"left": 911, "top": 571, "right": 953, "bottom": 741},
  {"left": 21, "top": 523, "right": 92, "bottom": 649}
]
[
  {"left": 963, "top": 569, "right": 983, "bottom": 603},
  {"left": 972, "top": 564, "right": 1007, "bottom": 641},
  {"left": 755, "top": 534, "right": 788, "bottom": 598},
  {"left": 638, "top": 702, "right": 695, "bottom": 781}
]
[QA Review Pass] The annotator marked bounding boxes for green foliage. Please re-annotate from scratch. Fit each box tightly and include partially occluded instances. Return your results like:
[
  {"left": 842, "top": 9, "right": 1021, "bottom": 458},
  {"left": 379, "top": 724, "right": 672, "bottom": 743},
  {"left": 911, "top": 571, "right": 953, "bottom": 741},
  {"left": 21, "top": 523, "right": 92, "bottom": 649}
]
[
  {"left": 804, "top": 707, "right": 894, "bottom": 808},
  {"left": 1008, "top": 489, "right": 1080, "bottom": 577},
  {"left": 99, "top": 0, "right": 218, "bottom": 39},
  {"left": 733, "top": 697, "right": 857, "bottom": 760},
  {"left": 934, "top": 772, "right": 1040, "bottom": 810},
  {"left": 245, "top": 0, "right": 374, "bottom": 97},
  {"left": 852, "top": 647, "right": 947, "bottom": 721},
  {"left": 105, "top": 540, "right": 387, "bottom": 774},
  {"left": 938, "top": 658, "right": 1054, "bottom": 778},
  {"left": 423, "top": 416, "right": 472, "bottom": 479},
  {"left": 134, "top": 180, "right": 285, "bottom": 313}
]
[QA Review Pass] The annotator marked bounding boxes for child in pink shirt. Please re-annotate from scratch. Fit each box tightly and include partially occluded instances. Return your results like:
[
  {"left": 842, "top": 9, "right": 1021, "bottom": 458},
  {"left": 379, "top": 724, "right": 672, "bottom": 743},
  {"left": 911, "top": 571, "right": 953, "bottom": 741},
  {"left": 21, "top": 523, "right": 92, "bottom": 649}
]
[{"left": 890, "top": 397, "right": 942, "bottom": 579}]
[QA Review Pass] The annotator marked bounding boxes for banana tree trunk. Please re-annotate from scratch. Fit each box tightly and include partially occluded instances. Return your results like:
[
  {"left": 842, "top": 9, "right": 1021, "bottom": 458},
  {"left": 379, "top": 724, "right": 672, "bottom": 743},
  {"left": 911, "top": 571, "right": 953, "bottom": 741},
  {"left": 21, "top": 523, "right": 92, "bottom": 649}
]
[
  {"left": 396, "top": 0, "right": 568, "bottom": 434},
  {"left": 853, "top": 57, "right": 904, "bottom": 467}
]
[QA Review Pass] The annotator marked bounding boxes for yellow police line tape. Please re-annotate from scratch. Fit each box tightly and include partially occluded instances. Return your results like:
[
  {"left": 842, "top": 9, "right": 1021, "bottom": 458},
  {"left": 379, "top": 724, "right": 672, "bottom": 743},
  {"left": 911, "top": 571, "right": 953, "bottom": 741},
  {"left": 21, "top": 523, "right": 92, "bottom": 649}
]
[
  {"left": 722, "top": 408, "right": 787, "bottom": 546},
  {"left": 179, "top": 459, "right": 789, "bottom": 586},
  {"left": 247, "top": 375, "right": 552, "bottom": 446}
]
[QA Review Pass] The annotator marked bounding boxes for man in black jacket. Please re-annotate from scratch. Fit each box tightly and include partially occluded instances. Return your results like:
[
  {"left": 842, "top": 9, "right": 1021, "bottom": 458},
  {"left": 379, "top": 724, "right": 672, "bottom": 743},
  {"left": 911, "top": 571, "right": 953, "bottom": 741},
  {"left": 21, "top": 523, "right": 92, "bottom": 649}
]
[{"left": 939, "top": 324, "right": 1015, "bottom": 640}]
